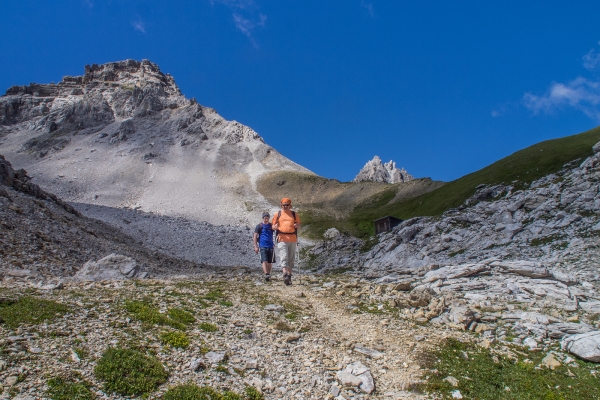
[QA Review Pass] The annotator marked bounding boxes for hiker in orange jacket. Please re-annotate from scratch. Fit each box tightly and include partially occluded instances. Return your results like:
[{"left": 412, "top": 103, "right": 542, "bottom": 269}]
[{"left": 271, "top": 198, "right": 301, "bottom": 286}]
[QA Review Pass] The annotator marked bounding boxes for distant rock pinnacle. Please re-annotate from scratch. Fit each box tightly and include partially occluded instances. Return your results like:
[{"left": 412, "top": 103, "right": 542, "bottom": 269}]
[{"left": 353, "top": 156, "right": 414, "bottom": 184}]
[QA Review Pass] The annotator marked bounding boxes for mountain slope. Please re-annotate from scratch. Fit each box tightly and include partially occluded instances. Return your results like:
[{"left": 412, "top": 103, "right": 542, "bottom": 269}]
[
  {"left": 0, "top": 59, "right": 311, "bottom": 225},
  {"left": 350, "top": 126, "right": 600, "bottom": 227}
]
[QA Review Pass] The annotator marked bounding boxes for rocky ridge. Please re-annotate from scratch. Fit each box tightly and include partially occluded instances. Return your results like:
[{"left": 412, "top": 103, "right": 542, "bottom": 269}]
[
  {"left": 0, "top": 59, "right": 311, "bottom": 226},
  {"left": 353, "top": 156, "right": 413, "bottom": 184}
]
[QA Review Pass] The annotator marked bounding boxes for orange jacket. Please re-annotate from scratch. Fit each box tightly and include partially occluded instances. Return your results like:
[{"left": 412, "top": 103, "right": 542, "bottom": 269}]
[{"left": 272, "top": 210, "right": 300, "bottom": 243}]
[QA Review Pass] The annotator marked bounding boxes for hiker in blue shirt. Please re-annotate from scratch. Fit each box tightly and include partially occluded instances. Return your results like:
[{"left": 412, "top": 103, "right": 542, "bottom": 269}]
[{"left": 253, "top": 212, "right": 275, "bottom": 282}]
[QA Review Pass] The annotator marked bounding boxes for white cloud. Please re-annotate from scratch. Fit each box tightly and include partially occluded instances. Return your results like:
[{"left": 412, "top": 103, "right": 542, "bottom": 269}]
[
  {"left": 583, "top": 49, "right": 600, "bottom": 71},
  {"left": 132, "top": 20, "right": 146, "bottom": 33},
  {"left": 361, "top": 1, "right": 375, "bottom": 18},
  {"left": 210, "top": 0, "right": 266, "bottom": 45},
  {"left": 518, "top": 43, "right": 600, "bottom": 121},
  {"left": 523, "top": 77, "right": 600, "bottom": 120},
  {"left": 233, "top": 13, "right": 266, "bottom": 38}
]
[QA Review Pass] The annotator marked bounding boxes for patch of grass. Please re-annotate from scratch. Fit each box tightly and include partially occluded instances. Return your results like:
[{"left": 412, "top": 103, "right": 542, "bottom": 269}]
[
  {"left": 199, "top": 322, "right": 218, "bottom": 332},
  {"left": 243, "top": 329, "right": 253, "bottom": 334},
  {"left": 160, "top": 331, "right": 190, "bottom": 348},
  {"left": 219, "top": 300, "right": 233, "bottom": 307},
  {"left": 73, "top": 346, "right": 88, "bottom": 360},
  {"left": 422, "top": 338, "right": 600, "bottom": 399},
  {"left": 215, "top": 365, "right": 230, "bottom": 374},
  {"left": 360, "top": 235, "right": 379, "bottom": 252},
  {"left": 163, "top": 384, "right": 241, "bottom": 400},
  {"left": 46, "top": 377, "right": 95, "bottom": 400},
  {"left": 530, "top": 234, "right": 565, "bottom": 247},
  {"left": 245, "top": 386, "right": 265, "bottom": 400},
  {"left": 124, "top": 300, "right": 185, "bottom": 330},
  {"left": 0, "top": 296, "right": 69, "bottom": 328},
  {"left": 284, "top": 312, "right": 298, "bottom": 321},
  {"left": 167, "top": 308, "right": 196, "bottom": 324},
  {"left": 94, "top": 348, "right": 168, "bottom": 397},
  {"left": 448, "top": 248, "right": 466, "bottom": 257},
  {"left": 204, "top": 289, "right": 226, "bottom": 301}
]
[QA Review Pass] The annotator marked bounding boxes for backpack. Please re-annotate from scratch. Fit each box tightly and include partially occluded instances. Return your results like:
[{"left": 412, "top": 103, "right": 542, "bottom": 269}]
[{"left": 273, "top": 210, "right": 298, "bottom": 237}]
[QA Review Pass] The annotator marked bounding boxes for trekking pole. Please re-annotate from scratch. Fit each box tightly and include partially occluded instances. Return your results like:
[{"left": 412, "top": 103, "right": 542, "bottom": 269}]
[{"left": 296, "top": 240, "right": 301, "bottom": 285}]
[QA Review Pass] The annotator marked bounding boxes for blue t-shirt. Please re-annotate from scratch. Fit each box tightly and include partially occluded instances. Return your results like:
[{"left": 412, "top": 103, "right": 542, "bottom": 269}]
[{"left": 255, "top": 223, "right": 274, "bottom": 248}]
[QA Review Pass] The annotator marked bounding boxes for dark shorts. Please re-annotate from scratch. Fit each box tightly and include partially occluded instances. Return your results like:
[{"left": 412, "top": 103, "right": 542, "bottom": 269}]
[{"left": 260, "top": 247, "right": 275, "bottom": 263}]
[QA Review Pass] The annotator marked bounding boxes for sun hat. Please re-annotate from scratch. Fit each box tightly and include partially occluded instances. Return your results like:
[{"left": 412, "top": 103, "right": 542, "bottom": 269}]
[{"left": 280, "top": 197, "right": 292, "bottom": 205}]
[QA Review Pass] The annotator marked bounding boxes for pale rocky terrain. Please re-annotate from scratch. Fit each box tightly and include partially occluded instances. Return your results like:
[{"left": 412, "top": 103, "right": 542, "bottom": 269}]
[
  {"left": 353, "top": 157, "right": 413, "bottom": 184},
  {"left": 0, "top": 274, "right": 493, "bottom": 400}
]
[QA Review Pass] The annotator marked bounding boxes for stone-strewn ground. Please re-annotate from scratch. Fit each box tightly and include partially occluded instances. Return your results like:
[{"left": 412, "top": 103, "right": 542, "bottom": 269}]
[
  {"left": 0, "top": 274, "right": 478, "bottom": 399},
  {"left": 3, "top": 273, "right": 600, "bottom": 399}
]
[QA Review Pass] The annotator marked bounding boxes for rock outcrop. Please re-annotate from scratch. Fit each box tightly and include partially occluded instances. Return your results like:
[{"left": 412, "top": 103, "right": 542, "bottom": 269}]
[
  {"left": 353, "top": 156, "right": 413, "bottom": 184},
  {"left": 355, "top": 143, "right": 600, "bottom": 283}
]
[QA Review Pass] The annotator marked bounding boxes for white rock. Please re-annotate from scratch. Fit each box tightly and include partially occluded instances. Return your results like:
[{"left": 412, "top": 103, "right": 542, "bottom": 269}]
[
  {"left": 561, "top": 331, "right": 600, "bottom": 362},
  {"left": 205, "top": 351, "right": 226, "bottom": 364},
  {"left": 336, "top": 370, "right": 363, "bottom": 387}
]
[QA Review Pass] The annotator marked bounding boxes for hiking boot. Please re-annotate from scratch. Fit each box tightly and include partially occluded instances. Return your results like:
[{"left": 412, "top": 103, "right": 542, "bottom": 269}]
[
  {"left": 284, "top": 274, "right": 292, "bottom": 286},
  {"left": 264, "top": 274, "right": 271, "bottom": 282}
]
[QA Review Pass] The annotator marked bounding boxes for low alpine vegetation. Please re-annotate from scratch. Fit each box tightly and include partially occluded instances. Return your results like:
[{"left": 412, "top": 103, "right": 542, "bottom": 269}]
[
  {"left": 423, "top": 338, "right": 600, "bottom": 399},
  {"left": 46, "top": 376, "right": 94, "bottom": 400},
  {"left": 94, "top": 348, "right": 168, "bottom": 396},
  {"left": 160, "top": 331, "right": 190, "bottom": 348},
  {"left": 163, "top": 384, "right": 241, "bottom": 400},
  {"left": 124, "top": 300, "right": 186, "bottom": 330},
  {"left": 0, "top": 296, "right": 69, "bottom": 328},
  {"left": 167, "top": 307, "right": 196, "bottom": 324},
  {"left": 199, "top": 322, "right": 218, "bottom": 332}
]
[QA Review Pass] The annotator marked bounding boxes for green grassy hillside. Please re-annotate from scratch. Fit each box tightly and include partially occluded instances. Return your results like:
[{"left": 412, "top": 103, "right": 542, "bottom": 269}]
[{"left": 351, "top": 125, "right": 600, "bottom": 232}]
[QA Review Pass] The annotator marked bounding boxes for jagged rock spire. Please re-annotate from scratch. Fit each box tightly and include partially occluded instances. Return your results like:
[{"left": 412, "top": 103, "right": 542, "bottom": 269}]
[{"left": 353, "top": 156, "right": 414, "bottom": 184}]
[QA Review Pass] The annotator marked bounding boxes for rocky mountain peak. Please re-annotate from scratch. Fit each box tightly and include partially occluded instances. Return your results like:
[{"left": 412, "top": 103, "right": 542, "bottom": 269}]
[
  {"left": 0, "top": 59, "right": 311, "bottom": 225},
  {"left": 353, "top": 155, "right": 414, "bottom": 184}
]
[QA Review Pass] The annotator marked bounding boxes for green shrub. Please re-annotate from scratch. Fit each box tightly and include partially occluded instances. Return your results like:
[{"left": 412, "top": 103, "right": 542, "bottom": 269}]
[
  {"left": 0, "top": 296, "right": 69, "bottom": 328},
  {"left": 46, "top": 377, "right": 94, "bottom": 400},
  {"left": 245, "top": 386, "right": 264, "bottom": 400},
  {"left": 163, "top": 384, "right": 240, "bottom": 400},
  {"left": 160, "top": 331, "right": 190, "bottom": 348},
  {"left": 94, "top": 348, "right": 168, "bottom": 396},
  {"left": 199, "top": 322, "right": 218, "bottom": 332},
  {"left": 423, "top": 338, "right": 600, "bottom": 399},
  {"left": 124, "top": 300, "right": 185, "bottom": 330},
  {"left": 167, "top": 308, "right": 196, "bottom": 324}
]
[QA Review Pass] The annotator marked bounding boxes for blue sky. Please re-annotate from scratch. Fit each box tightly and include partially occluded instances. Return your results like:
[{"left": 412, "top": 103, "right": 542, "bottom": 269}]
[{"left": 2, "top": 1, "right": 600, "bottom": 182}]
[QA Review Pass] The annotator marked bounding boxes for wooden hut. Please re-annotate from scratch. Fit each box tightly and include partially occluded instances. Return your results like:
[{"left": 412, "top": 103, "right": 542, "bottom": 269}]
[{"left": 374, "top": 216, "right": 403, "bottom": 235}]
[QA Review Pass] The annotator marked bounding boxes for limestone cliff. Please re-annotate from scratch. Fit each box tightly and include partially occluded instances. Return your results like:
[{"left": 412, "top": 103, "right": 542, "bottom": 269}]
[{"left": 353, "top": 156, "right": 413, "bottom": 184}]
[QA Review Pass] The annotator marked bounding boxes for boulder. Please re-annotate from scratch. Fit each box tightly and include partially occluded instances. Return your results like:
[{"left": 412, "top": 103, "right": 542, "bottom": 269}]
[
  {"left": 422, "top": 263, "right": 488, "bottom": 283},
  {"left": 492, "top": 260, "right": 551, "bottom": 278},
  {"left": 73, "top": 254, "right": 146, "bottom": 281},
  {"left": 323, "top": 227, "right": 340, "bottom": 239},
  {"left": 561, "top": 331, "right": 600, "bottom": 362}
]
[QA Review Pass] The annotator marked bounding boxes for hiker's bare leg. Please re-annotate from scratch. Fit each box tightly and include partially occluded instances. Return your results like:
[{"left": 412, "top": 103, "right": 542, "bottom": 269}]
[
  {"left": 265, "top": 262, "right": 272, "bottom": 275},
  {"left": 283, "top": 267, "right": 292, "bottom": 275}
]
